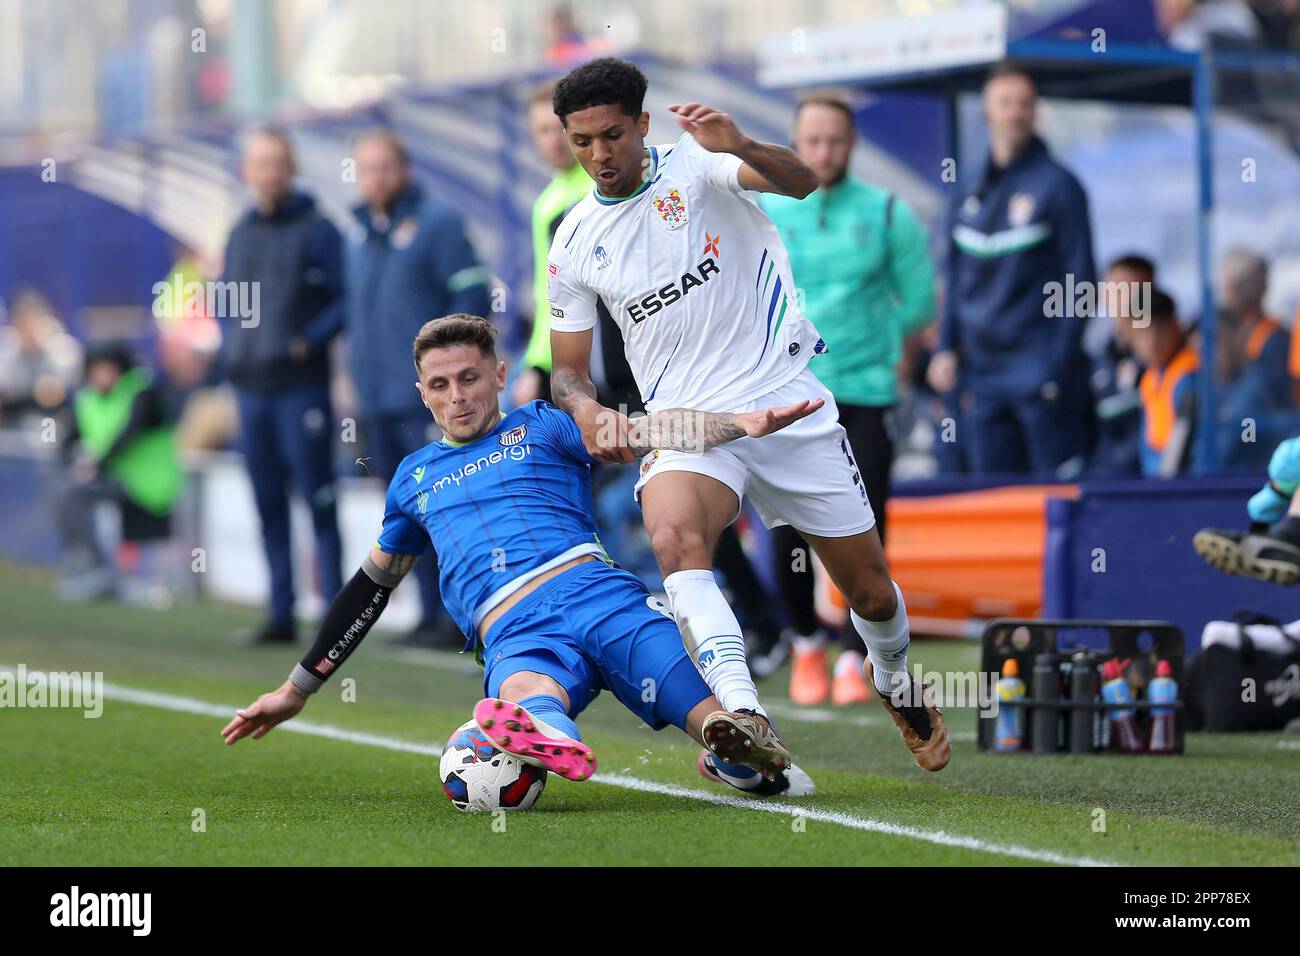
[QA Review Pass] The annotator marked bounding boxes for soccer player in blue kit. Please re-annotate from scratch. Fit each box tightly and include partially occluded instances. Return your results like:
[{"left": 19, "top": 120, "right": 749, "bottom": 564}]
[{"left": 221, "top": 314, "right": 818, "bottom": 796}]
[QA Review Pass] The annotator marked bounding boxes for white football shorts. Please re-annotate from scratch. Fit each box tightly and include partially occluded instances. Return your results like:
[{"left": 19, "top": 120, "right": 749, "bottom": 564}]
[{"left": 632, "top": 368, "right": 876, "bottom": 537}]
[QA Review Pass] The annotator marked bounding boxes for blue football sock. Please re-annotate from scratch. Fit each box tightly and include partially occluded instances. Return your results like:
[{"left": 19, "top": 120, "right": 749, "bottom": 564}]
[{"left": 518, "top": 694, "right": 581, "bottom": 742}]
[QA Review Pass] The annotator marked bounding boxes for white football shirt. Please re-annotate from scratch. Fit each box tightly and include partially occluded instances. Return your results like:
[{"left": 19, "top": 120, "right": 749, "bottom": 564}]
[{"left": 547, "top": 132, "right": 824, "bottom": 413}]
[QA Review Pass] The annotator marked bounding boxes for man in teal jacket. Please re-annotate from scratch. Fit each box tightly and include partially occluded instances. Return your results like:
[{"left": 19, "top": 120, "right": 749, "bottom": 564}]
[{"left": 761, "top": 95, "right": 935, "bottom": 707}]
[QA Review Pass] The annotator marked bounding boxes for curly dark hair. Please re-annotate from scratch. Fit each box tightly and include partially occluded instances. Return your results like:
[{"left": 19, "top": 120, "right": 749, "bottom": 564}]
[{"left": 552, "top": 57, "right": 647, "bottom": 125}]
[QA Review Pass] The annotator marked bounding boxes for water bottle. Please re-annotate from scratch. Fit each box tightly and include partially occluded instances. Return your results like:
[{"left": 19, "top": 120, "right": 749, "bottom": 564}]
[
  {"left": 1101, "top": 657, "right": 1143, "bottom": 753},
  {"left": 1068, "top": 649, "right": 1098, "bottom": 754},
  {"left": 994, "top": 659, "right": 1026, "bottom": 752},
  {"left": 1031, "top": 653, "right": 1059, "bottom": 754},
  {"left": 1148, "top": 660, "right": 1179, "bottom": 754}
]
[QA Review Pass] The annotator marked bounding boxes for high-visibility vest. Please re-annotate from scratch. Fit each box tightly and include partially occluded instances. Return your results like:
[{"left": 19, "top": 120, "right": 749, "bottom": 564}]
[
  {"left": 74, "top": 368, "right": 182, "bottom": 516},
  {"left": 1140, "top": 345, "right": 1200, "bottom": 452},
  {"left": 1244, "top": 316, "right": 1282, "bottom": 361}
]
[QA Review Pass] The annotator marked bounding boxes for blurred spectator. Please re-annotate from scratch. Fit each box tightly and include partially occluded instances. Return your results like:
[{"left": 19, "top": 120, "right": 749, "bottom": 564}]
[
  {"left": 545, "top": 3, "right": 609, "bottom": 66},
  {"left": 218, "top": 125, "right": 345, "bottom": 646},
  {"left": 153, "top": 244, "right": 212, "bottom": 331},
  {"left": 1159, "top": 0, "right": 1300, "bottom": 51},
  {"left": 1085, "top": 254, "right": 1155, "bottom": 477},
  {"left": 761, "top": 93, "right": 935, "bottom": 707},
  {"left": 928, "top": 64, "right": 1096, "bottom": 477},
  {"left": 153, "top": 248, "right": 235, "bottom": 453},
  {"left": 1214, "top": 249, "right": 1294, "bottom": 470},
  {"left": 0, "top": 291, "right": 82, "bottom": 430},
  {"left": 1132, "top": 291, "right": 1200, "bottom": 477},
  {"left": 1289, "top": 299, "right": 1300, "bottom": 408},
  {"left": 1218, "top": 248, "right": 1291, "bottom": 396},
  {"left": 158, "top": 314, "right": 234, "bottom": 454},
  {"left": 513, "top": 80, "right": 593, "bottom": 408},
  {"left": 56, "top": 343, "right": 182, "bottom": 601},
  {"left": 346, "top": 128, "right": 491, "bottom": 648},
  {"left": 897, "top": 318, "right": 970, "bottom": 475}
]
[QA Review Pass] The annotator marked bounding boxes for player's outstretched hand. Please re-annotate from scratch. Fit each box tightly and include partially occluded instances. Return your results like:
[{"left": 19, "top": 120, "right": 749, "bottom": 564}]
[
  {"left": 221, "top": 682, "right": 307, "bottom": 745},
  {"left": 668, "top": 103, "right": 746, "bottom": 153},
  {"left": 736, "top": 398, "right": 824, "bottom": 438}
]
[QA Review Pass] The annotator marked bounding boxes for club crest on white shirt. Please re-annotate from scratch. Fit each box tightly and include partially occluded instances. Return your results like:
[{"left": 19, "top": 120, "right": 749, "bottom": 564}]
[
  {"left": 652, "top": 188, "right": 688, "bottom": 229},
  {"left": 640, "top": 448, "right": 660, "bottom": 477}
]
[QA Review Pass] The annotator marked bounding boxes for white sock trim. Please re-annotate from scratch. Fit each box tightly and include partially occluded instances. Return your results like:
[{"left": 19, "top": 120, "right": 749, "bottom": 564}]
[
  {"left": 792, "top": 631, "right": 827, "bottom": 655},
  {"left": 849, "top": 580, "right": 910, "bottom": 694}
]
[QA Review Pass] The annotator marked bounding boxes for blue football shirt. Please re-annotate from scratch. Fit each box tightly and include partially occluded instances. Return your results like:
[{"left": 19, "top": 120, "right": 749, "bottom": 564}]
[{"left": 376, "top": 401, "right": 609, "bottom": 646}]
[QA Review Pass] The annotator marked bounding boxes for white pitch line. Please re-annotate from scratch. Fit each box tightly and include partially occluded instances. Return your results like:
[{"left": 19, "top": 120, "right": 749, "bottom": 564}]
[
  {"left": 595, "top": 774, "right": 1117, "bottom": 867},
  {"left": 53, "top": 675, "right": 1116, "bottom": 867}
]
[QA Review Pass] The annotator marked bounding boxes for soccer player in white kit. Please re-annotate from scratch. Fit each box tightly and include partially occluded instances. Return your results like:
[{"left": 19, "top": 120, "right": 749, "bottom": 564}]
[{"left": 545, "top": 58, "right": 949, "bottom": 773}]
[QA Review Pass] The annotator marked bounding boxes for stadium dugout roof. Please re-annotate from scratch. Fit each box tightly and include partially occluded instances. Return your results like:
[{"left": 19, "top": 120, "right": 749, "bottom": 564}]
[{"left": 757, "top": 4, "right": 1300, "bottom": 472}]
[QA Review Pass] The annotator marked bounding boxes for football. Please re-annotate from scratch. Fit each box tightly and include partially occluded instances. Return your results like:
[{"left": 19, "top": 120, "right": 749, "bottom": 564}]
[{"left": 438, "top": 719, "right": 547, "bottom": 812}]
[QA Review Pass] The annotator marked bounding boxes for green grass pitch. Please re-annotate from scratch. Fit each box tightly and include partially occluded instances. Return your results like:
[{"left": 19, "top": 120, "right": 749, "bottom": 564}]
[{"left": 2, "top": 561, "right": 1297, "bottom": 867}]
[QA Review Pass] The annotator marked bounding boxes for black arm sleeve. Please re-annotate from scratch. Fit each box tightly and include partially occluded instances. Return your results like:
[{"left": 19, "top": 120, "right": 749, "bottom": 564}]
[{"left": 288, "top": 556, "right": 401, "bottom": 695}]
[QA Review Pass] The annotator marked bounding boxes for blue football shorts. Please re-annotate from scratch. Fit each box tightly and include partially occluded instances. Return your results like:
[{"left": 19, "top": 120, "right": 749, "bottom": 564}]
[{"left": 482, "top": 560, "right": 712, "bottom": 731}]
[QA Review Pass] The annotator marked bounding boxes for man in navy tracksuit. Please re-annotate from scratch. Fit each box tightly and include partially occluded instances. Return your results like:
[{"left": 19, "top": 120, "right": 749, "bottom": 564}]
[
  {"left": 928, "top": 64, "right": 1096, "bottom": 476},
  {"left": 220, "top": 126, "right": 345, "bottom": 644},
  {"left": 346, "top": 129, "right": 492, "bottom": 646}
]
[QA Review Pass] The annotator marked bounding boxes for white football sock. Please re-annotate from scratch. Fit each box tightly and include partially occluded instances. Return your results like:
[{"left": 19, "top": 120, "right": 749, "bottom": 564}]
[
  {"left": 849, "top": 580, "right": 910, "bottom": 696},
  {"left": 663, "top": 569, "right": 766, "bottom": 717},
  {"left": 791, "top": 630, "right": 827, "bottom": 655}
]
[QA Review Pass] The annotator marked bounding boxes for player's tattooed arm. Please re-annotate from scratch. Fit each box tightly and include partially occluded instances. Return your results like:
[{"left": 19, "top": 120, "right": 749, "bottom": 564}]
[
  {"left": 735, "top": 139, "right": 817, "bottom": 198},
  {"left": 549, "top": 328, "right": 601, "bottom": 416},
  {"left": 626, "top": 410, "right": 742, "bottom": 456},
  {"left": 368, "top": 548, "right": 420, "bottom": 583},
  {"left": 627, "top": 399, "right": 825, "bottom": 456},
  {"left": 551, "top": 328, "right": 638, "bottom": 464},
  {"left": 550, "top": 365, "right": 599, "bottom": 416}
]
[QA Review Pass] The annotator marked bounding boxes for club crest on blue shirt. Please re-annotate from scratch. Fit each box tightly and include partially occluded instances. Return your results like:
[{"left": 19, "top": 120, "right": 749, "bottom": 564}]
[
  {"left": 1008, "top": 192, "right": 1037, "bottom": 227},
  {"left": 416, "top": 490, "right": 429, "bottom": 514},
  {"left": 391, "top": 217, "right": 419, "bottom": 249},
  {"left": 499, "top": 425, "right": 527, "bottom": 446}
]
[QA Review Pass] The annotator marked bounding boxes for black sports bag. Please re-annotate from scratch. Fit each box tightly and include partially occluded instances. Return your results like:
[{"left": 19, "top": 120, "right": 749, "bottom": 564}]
[{"left": 1184, "top": 611, "right": 1300, "bottom": 732}]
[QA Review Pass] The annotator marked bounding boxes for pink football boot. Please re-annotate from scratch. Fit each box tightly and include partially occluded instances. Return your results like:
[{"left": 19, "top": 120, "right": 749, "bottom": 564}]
[{"left": 473, "top": 697, "right": 597, "bottom": 781}]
